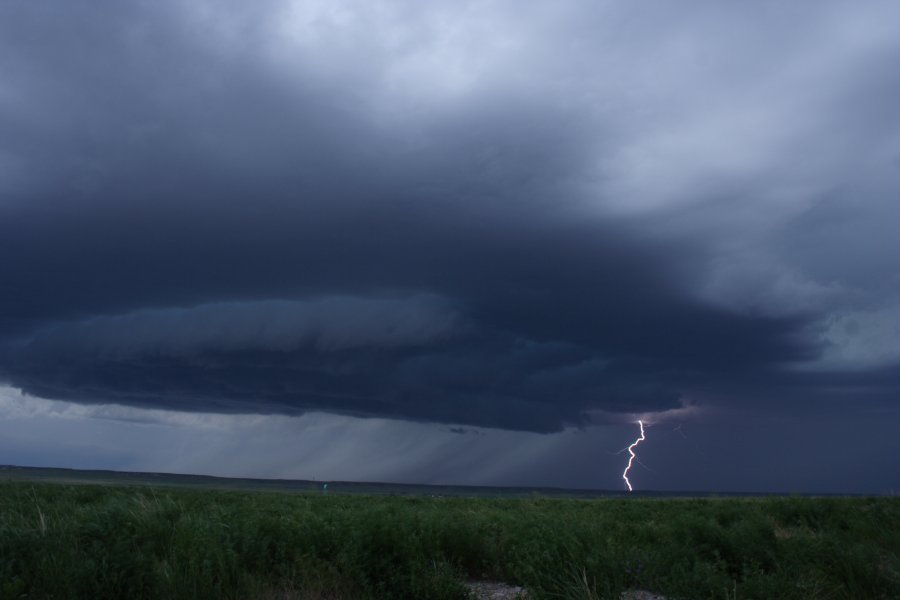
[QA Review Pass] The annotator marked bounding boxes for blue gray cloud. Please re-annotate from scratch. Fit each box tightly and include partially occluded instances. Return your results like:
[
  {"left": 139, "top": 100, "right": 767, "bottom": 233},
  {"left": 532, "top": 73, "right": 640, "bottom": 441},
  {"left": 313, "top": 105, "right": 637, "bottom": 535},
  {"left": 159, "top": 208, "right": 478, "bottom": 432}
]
[{"left": 1, "top": 0, "right": 899, "bottom": 442}]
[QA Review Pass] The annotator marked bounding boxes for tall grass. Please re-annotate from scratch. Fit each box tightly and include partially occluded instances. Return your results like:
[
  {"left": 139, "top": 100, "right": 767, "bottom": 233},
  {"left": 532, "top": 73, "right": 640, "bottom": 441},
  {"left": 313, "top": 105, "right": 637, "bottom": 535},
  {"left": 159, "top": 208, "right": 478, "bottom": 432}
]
[{"left": 1, "top": 483, "right": 897, "bottom": 599}]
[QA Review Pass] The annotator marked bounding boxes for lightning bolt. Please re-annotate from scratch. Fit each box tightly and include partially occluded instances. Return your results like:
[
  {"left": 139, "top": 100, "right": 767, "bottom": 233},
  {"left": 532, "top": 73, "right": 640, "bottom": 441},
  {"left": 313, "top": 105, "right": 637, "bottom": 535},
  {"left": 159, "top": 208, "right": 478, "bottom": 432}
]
[{"left": 622, "top": 420, "right": 646, "bottom": 492}]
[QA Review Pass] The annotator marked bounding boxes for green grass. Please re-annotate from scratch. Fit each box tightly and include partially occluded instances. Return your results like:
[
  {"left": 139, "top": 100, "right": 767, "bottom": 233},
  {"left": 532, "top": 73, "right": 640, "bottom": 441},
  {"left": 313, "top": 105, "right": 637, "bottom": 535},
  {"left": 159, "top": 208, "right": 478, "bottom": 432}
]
[{"left": 1, "top": 482, "right": 897, "bottom": 599}]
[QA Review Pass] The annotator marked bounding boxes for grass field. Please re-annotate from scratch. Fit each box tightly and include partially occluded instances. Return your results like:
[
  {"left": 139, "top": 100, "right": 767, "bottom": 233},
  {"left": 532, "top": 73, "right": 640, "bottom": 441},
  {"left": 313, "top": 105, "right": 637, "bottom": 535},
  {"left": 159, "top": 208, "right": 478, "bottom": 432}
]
[{"left": 1, "top": 473, "right": 897, "bottom": 599}]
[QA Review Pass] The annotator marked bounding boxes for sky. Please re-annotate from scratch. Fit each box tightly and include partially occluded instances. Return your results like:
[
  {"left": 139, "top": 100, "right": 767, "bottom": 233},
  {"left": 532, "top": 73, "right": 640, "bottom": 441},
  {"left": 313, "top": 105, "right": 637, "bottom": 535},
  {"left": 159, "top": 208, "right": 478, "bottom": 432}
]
[{"left": 1, "top": 0, "right": 899, "bottom": 493}]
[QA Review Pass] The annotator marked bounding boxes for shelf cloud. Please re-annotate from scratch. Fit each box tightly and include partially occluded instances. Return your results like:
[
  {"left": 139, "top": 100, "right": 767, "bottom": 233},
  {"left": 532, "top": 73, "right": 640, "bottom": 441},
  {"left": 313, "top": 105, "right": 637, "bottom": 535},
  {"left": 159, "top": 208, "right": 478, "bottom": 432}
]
[{"left": 1, "top": 0, "right": 899, "bottom": 441}]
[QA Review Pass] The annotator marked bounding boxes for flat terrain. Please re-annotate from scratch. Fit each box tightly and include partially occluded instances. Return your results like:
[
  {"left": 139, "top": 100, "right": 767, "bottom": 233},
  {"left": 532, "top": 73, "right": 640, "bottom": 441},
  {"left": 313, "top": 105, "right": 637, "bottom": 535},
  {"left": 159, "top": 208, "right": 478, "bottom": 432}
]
[
  {"left": 0, "top": 465, "right": 765, "bottom": 498},
  {"left": 1, "top": 467, "right": 898, "bottom": 599}
]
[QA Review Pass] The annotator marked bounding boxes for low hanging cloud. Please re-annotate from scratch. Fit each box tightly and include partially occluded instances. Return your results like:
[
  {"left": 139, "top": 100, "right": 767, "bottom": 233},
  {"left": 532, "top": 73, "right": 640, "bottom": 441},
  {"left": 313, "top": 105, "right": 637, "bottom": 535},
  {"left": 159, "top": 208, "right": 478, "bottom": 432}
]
[
  {"left": 14, "top": 296, "right": 463, "bottom": 357},
  {"left": 1, "top": 0, "right": 899, "bottom": 435},
  {"left": 0, "top": 284, "right": 811, "bottom": 431}
]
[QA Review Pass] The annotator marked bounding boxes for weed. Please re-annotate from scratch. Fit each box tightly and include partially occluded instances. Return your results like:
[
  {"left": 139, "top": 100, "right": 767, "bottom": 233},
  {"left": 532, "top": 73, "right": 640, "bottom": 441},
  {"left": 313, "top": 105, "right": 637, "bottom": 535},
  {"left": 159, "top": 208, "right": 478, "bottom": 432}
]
[{"left": 0, "top": 483, "right": 897, "bottom": 600}]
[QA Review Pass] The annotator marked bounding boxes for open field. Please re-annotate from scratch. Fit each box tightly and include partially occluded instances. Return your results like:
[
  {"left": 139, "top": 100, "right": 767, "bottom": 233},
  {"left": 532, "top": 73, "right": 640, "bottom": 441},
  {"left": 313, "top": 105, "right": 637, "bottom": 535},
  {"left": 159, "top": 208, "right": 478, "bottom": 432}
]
[
  {"left": 1, "top": 471, "right": 898, "bottom": 599},
  {"left": 0, "top": 465, "right": 836, "bottom": 499}
]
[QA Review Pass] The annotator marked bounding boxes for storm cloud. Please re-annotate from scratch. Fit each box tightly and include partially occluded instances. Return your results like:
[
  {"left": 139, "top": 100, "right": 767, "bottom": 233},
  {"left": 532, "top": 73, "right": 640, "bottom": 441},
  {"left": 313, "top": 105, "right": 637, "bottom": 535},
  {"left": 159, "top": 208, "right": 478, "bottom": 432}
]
[{"left": 2, "top": 0, "right": 899, "bottom": 437}]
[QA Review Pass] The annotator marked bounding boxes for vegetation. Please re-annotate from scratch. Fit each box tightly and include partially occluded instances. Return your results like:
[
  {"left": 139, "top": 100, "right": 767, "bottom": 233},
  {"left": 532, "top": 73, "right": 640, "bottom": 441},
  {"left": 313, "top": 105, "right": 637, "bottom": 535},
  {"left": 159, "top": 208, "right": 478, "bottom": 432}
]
[{"left": 1, "top": 481, "right": 897, "bottom": 599}]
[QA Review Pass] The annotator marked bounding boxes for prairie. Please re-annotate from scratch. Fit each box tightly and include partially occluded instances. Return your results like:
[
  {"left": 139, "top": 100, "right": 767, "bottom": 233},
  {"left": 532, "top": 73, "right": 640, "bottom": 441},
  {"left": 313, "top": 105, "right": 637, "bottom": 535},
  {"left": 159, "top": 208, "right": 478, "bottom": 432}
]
[{"left": 0, "top": 473, "right": 897, "bottom": 599}]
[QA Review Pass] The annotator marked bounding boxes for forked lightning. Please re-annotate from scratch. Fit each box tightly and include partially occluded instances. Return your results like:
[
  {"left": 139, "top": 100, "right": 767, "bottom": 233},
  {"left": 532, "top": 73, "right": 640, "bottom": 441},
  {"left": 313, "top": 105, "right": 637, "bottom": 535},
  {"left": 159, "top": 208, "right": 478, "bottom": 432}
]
[{"left": 622, "top": 420, "right": 646, "bottom": 492}]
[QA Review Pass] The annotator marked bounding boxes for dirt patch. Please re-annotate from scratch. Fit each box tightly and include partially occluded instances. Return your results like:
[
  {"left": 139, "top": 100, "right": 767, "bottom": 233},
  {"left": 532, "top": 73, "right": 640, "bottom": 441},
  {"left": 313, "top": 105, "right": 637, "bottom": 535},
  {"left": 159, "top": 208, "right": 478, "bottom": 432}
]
[
  {"left": 465, "top": 581, "right": 528, "bottom": 599},
  {"left": 621, "top": 591, "right": 668, "bottom": 600},
  {"left": 465, "top": 581, "right": 667, "bottom": 600}
]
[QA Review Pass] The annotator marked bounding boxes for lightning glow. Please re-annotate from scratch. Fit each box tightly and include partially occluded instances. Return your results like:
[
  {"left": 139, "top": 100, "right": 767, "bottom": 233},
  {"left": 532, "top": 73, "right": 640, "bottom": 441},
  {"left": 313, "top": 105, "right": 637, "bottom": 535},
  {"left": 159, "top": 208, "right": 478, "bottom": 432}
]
[{"left": 622, "top": 419, "right": 646, "bottom": 492}]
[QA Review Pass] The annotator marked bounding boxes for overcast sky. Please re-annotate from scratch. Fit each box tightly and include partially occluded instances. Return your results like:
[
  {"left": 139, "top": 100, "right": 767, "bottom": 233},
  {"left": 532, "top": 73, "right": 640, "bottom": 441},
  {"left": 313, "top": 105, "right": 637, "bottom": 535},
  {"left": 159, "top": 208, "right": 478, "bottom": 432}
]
[{"left": 1, "top": 0, "right": 899, "bottom": 493}]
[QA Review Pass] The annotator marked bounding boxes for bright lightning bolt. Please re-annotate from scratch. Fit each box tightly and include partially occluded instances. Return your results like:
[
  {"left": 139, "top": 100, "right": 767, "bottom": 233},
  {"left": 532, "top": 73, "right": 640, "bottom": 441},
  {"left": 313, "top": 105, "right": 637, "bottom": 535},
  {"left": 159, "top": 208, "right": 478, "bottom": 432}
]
[{"left": 622, "top": 420, "right": 646, "bottom": 492}]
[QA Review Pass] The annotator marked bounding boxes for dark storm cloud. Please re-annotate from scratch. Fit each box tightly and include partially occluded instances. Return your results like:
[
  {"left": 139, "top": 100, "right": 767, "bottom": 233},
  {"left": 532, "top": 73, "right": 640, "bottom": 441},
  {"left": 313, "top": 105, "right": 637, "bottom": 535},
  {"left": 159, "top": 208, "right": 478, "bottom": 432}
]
[{"left": 1, "top": 0, "right": 899, "bottom": 432}]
